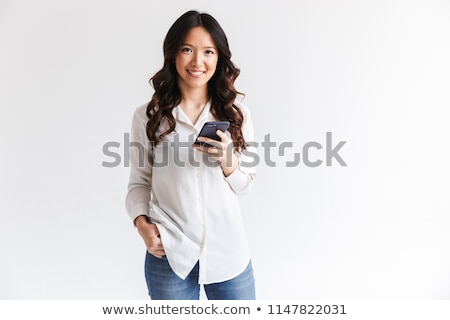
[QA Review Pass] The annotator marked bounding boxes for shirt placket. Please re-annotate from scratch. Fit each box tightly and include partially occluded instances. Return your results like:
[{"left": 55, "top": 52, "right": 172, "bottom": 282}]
[{"left": 192, "top": 127, "right": 208, "bottom": 281}]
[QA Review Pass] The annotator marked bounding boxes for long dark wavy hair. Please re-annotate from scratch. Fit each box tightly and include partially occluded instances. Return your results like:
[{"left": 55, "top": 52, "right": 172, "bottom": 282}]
[{"left": 146, "top": 10, "right": 246, "bottom": 151}]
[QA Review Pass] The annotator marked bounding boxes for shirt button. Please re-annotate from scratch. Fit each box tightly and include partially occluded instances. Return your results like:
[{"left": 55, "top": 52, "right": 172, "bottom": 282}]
[{"left": 198, "top": 197, "right": 203, "bottom": 202}]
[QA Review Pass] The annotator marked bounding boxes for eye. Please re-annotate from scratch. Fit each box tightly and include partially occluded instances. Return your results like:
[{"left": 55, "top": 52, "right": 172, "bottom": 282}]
[
  {"left": 181, "top": 47, "right": 193, "bottom": 53},
  {"left": 205, "top": 50, "right": 215, "bottom": 55}
]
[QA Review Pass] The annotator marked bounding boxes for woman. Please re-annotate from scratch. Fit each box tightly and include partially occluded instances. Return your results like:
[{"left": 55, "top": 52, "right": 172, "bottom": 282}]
[{"left": 125, "top": 10, "right": 256, "bottom": 300}]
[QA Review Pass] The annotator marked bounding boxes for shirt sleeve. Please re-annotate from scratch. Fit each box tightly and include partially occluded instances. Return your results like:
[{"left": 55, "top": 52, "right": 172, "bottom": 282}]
[
  {"left": 125, "top": 105, "right": 153, "bottom": 223},
  {"left": 224, "top": 103, "right": 256, "bottom": 195}
]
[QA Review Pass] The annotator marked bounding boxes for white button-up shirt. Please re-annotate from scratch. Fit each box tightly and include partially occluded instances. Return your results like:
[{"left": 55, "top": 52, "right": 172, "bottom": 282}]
[{"left": 125, "top": 101, "right": 256, "bottom": 284}]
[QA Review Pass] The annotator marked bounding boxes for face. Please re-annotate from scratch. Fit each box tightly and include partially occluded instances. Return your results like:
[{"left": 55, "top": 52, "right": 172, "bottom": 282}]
[{"left": 175, "top": 26, "right": 219, "bottom": 92}]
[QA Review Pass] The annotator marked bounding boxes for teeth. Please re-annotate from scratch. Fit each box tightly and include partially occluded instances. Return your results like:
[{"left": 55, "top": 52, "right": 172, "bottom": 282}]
[{"left": 188, "top": 71, "right": 203, "bottom": 76}]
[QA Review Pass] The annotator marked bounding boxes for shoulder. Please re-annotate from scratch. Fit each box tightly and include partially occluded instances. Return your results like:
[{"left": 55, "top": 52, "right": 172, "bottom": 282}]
[
  {"left": 233, "top": 98, "right": 252, "bottom": 118},
  {"left": 134, "top": 102, "right": 149, "bottom": 117},
  {"left": 131, "top": 102, "right": 150, "bottom": 125},
  {"left": 233, "top": 98, "right": 254, "bottom": 137}
]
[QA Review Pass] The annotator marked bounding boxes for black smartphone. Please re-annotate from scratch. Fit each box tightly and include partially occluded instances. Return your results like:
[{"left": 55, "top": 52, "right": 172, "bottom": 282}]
[{"left": 193, "top": 121, "right": 230, "bottom": 148}]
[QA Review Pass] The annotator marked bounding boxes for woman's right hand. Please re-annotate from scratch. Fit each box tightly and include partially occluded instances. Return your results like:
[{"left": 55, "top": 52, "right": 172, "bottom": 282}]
[{"left": 135, "top": 216, "right": 166, "bottom": 258}]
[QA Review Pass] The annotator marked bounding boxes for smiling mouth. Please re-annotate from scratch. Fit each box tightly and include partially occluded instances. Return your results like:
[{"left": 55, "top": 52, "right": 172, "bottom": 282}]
[{"left": 187, "top": 70, "right": 205, "bottom": 76}]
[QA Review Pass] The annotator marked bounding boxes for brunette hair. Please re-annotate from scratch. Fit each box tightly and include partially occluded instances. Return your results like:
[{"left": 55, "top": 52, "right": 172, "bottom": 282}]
[{"left": 146, "top": 10, "right": 246, "bottom": 150}]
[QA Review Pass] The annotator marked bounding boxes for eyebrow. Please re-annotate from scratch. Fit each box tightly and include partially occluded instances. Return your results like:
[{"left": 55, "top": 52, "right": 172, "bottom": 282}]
[{"left": 182, "top": 43, "right": 217, "bottom": 50}]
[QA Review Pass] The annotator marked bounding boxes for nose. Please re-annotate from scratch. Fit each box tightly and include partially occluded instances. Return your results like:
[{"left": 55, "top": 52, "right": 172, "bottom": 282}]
[{"left": 190, "top": 53, "right": 202, "bottom": 67}]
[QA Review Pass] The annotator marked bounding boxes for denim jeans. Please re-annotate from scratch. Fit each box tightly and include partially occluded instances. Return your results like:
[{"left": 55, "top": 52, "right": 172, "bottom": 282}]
[{"left": 144, "top": 251, "right": 256, "bottom": 300}]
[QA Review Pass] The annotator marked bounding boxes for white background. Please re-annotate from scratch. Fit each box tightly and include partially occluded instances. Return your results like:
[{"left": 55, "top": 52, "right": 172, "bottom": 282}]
[{"left": 1, "top": 0, "right": 449, "bottom": 299}]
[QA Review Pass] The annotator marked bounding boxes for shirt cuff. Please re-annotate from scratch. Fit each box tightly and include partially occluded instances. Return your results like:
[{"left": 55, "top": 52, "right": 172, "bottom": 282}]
[
  {"left": 128, "top": 204, "right": 150, "bottom": 225},
  {"left": 224, "top": 167, "right": 254, "bottom": 194}
]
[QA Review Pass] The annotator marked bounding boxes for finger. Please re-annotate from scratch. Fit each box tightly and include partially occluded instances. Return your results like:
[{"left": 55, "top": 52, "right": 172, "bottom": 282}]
[
  {"left": 149, "top": 250, "right": 165, "bottom": 259},
  {"left": 194, "top": 144, "right": 221, "bottom": 155},
  {"left": 152, "top": 238, "right": 164, "bottom": 247},
  {"left": 193, "top": 145, "right": 206, "bottom": 153},
  {"left": 197, "top": 136, "right": 220, "bottom": 148},
  {"left": 152, "top": 249, "right": 165, "bottom": 255},
  {"left": 148, "top": 244, "right": 165, "bottom": 254},
  {"left": 207, "top": 147, "right": 219, "bottom": 154},
  {"left": 216, "top": 130, "right": 229, "bottom": 142}
]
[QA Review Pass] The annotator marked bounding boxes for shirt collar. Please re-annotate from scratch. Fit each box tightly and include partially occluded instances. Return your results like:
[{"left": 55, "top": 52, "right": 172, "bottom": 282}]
[{"left": 172, "top": 101, "right": 212, "bottom": 129}]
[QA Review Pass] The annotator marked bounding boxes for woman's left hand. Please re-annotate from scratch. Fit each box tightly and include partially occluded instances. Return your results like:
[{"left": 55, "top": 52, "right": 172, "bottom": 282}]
[{"left": 193, "top": 130, "right": 239, "bottom": 177}]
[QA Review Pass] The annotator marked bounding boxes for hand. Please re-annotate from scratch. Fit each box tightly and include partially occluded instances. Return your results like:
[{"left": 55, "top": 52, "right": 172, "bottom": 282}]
[
  {"left": 135, "top": 216, "right": 165, "bottom": 258},
  {"left": 193, "top": 130, "right": 239, "bottom": 177}
]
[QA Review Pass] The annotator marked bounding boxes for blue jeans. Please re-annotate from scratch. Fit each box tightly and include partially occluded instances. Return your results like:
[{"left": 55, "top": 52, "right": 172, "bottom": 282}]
[{"left": 144, "top": 252, "right": 256, "bottom": 300}]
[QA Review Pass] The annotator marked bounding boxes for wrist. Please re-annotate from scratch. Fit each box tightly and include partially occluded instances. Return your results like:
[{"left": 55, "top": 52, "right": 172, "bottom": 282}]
[
  {"left": 134, "top": 215, "right": 150, "bottom": 228},
  {"left": 221, "top": 153, "right": 239, "bottom": 177}
]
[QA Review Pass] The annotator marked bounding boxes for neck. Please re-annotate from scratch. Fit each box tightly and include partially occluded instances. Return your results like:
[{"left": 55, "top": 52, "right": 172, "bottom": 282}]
[
  {"left": 178, "top": 86, "right": 209, "bottom": 125},
  {"left": 179, "top": 85, "right": 209, "bottom": 110}
]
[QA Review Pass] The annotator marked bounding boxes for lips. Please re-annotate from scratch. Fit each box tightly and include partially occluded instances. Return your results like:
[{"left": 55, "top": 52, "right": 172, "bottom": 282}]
[{"left": 187, "top": 70, "right": 205, "bottom": 77}]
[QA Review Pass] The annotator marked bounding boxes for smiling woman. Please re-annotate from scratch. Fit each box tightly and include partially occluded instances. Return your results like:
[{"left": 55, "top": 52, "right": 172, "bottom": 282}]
[{"left": 125, "top": 10, "right": 257, "bottom": 300}]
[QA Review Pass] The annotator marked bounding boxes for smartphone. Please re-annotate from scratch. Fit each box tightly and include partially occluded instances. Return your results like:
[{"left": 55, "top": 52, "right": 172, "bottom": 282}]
[{"left": 193, "top": 121, "right": 230, "bottom": 148}]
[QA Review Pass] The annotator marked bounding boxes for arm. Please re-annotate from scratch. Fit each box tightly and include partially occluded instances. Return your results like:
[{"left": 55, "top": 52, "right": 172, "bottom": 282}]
[{"left": 125, "top": 105, "right": 165, "bottom": 257}]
